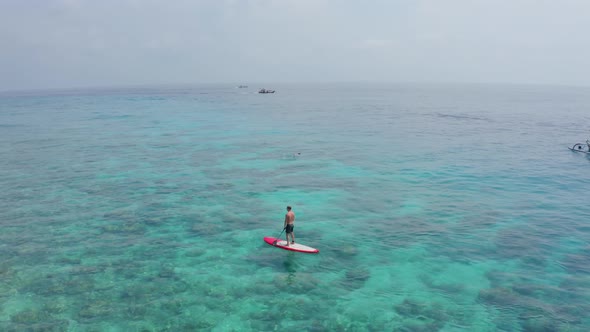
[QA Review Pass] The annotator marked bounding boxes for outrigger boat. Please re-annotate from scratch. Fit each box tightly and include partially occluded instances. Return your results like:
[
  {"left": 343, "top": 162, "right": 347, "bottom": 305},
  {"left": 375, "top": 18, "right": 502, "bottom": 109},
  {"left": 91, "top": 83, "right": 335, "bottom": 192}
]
[{"left": 569, "top": 140, "right": 590, "bottom": 154}]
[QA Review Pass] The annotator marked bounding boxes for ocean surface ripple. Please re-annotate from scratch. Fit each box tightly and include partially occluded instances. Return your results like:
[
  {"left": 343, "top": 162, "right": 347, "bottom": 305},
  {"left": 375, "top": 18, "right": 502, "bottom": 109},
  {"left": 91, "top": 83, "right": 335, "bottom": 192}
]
[{"left": 1, "top": 83, "right": 589, "bottom": 331}]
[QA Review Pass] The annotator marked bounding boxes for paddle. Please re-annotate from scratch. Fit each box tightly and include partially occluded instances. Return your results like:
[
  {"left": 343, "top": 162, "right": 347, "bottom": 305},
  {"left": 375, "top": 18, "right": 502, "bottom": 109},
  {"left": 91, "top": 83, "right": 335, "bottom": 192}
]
[{"left": 272, "top": 227, "right": 286, "bottom": 245}]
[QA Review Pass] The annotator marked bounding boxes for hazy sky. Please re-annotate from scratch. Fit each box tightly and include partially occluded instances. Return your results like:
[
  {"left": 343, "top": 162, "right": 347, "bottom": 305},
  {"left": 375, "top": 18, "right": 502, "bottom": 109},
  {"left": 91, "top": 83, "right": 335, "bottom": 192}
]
[{"left": 1, "top": 0, "right": 590, "bottom": 91}]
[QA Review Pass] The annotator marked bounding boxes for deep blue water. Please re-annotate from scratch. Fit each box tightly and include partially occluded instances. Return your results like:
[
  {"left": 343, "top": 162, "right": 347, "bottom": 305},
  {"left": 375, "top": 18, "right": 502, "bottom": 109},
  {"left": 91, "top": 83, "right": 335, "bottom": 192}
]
[{"left": 1, "top": 83, "right": 590, "bottom": 331}]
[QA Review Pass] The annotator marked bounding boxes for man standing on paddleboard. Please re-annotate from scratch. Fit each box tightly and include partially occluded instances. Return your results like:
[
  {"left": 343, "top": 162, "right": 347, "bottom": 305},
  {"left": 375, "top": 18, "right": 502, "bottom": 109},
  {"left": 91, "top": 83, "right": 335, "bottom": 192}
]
[{"left": 284, "top": 206, "right": 295, "bottom": 246}]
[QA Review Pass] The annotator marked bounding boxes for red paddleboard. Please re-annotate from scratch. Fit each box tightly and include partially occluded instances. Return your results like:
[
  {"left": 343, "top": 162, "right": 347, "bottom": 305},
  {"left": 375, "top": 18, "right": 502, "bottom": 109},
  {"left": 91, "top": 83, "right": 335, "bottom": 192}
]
[{"left": 263, "top": 237, "right": 319, "bottom": 254}]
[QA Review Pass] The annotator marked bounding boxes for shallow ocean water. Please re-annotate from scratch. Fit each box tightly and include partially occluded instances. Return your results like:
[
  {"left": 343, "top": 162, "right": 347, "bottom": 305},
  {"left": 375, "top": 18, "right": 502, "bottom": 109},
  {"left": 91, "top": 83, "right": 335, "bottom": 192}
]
[{"left": 1, "top": 83, "right": 590, "bottom": 331}]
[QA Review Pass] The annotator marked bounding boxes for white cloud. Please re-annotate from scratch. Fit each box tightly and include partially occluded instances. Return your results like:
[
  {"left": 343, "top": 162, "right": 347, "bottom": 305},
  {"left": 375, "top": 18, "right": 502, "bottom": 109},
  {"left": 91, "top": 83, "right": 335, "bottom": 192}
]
[{"left": 360, "top": 39, "right": 392, "bottom": 49}]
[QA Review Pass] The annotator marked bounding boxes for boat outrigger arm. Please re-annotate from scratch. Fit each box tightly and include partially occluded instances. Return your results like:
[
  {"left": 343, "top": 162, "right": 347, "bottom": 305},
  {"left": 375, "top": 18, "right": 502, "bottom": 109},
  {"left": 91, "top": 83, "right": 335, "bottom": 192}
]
[{"left": 569, "top": 139, "right": 590, "bottom": 153}]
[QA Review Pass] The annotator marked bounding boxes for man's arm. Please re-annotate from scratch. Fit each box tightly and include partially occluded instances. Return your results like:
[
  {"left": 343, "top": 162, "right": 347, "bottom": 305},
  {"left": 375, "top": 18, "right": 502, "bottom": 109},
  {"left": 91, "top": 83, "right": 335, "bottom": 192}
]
[{"left": 284, "top": 214, "right": 289, "bottom": 228}]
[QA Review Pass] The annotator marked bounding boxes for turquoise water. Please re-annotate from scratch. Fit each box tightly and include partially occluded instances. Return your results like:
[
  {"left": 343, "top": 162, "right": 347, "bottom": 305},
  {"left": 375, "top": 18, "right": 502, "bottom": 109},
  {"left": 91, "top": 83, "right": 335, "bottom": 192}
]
[{"left": 1, "top": 83, "right": 590, "bottom": 331}]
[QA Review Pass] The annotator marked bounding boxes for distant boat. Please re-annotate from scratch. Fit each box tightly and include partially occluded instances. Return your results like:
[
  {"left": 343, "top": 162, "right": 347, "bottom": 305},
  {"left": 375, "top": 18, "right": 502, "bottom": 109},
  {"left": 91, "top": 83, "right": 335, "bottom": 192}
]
[
  {"left": 258, "top": 89, "right": 275, "bottom": 94},
  {"left": 238, "top": 85, "right": 248, "bottom": 88}
]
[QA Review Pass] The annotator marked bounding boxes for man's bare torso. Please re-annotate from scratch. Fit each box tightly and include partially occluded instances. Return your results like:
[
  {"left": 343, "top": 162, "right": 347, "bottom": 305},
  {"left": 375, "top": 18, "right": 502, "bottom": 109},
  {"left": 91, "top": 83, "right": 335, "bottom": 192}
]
[{"left": 285, "top": 211, "right": 295, "bottom": 224}]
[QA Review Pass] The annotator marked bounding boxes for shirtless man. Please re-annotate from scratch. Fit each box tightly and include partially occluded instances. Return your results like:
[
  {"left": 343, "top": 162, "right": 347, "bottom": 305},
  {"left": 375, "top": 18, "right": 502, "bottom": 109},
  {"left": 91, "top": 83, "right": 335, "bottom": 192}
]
[{"left": 284, "top": 206, "right": 295, "bottom": 246}]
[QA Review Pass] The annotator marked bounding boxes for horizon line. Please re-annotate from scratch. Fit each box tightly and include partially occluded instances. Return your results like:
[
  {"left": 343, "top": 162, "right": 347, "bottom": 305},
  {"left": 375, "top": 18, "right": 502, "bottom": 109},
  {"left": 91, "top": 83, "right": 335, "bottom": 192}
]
[{"left": 2, "top": 80, "right": 590, "bottom": 96}]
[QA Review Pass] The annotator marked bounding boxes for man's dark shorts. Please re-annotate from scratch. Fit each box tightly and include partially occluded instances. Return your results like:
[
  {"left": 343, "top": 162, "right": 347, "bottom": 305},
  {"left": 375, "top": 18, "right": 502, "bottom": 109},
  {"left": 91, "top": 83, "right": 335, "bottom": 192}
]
[{"left": 285, "top": 224, "right": 294, "bottom": 234}]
